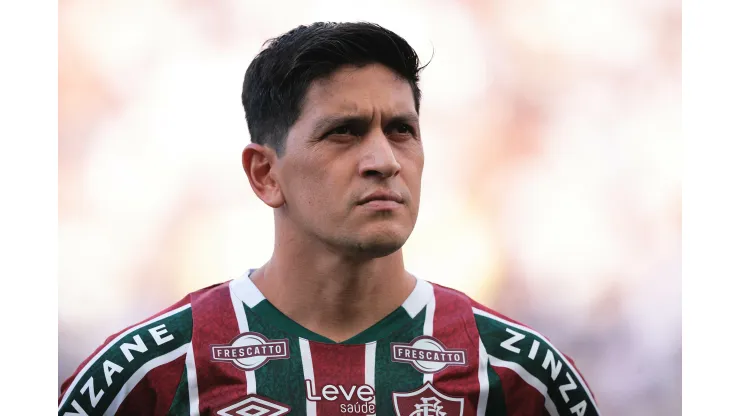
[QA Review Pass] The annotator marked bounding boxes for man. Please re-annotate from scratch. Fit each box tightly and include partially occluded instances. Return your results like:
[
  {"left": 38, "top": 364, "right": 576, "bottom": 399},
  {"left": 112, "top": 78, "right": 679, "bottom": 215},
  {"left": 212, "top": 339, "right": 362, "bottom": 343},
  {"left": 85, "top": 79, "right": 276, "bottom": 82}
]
[{"left": 59, "top": 22, "right": 599, "bottom": 416}]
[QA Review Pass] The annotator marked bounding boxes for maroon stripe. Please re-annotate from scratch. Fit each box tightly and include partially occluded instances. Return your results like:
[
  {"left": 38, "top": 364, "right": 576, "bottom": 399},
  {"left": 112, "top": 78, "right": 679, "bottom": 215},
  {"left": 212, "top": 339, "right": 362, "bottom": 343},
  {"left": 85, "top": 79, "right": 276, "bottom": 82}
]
[
  {"left": 309, "top": 342, "right": 371, "bottom": 416},
  {"left": 115, "top": 355, "right": 186, "bottom": 416},
  {"left": 430, "top": 283, "right": 482, "bottom": 415},
  {"left": 494, "top": 366, "right": 547, "bottom": 416},
  {"left": 190, "top": 282, "right": 249, "bottom": 414},
  {"left": 470, "top": 298, "right": 532, "bottom": 331}
]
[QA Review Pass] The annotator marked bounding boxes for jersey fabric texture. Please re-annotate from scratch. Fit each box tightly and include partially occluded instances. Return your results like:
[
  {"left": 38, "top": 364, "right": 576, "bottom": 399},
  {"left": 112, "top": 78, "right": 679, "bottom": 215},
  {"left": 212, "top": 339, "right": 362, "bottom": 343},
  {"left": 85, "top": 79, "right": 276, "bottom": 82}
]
[{"left": 59, "top": 271, "right": 600, "bottom": 416}]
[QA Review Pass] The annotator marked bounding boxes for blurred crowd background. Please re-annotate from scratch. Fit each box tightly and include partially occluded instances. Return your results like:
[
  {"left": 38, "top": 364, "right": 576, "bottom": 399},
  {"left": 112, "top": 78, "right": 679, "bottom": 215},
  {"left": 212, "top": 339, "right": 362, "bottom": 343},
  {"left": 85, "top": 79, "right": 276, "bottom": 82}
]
[{"left": 58, "top": 0, "right": 682, "bottom": 414}]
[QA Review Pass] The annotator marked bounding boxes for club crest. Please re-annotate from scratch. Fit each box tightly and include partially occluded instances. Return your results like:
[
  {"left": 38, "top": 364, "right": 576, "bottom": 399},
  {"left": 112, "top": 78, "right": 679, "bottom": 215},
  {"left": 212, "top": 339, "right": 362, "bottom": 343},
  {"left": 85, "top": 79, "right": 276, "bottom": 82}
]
[{"left": 393, "top": 383, "right": 465, "bottom": 416}]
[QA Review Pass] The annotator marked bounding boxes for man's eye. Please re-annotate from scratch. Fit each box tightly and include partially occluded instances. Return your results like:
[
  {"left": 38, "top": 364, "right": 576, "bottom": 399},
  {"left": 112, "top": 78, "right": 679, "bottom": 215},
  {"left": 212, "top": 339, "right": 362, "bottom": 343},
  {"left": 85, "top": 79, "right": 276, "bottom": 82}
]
[
  {"left": 388, "top": 124, "right": 416, "bottom": 136},
  {"left": 327, "top": 126, "right": 354, "bottom": 136}
]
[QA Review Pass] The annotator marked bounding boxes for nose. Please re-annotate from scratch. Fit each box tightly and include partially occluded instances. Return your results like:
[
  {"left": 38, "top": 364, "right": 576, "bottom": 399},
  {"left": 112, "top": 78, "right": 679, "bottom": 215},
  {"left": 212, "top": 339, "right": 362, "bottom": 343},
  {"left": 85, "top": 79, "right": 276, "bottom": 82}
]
[{"left": 358, "top": 130, "right": 401, "bottom": 179}]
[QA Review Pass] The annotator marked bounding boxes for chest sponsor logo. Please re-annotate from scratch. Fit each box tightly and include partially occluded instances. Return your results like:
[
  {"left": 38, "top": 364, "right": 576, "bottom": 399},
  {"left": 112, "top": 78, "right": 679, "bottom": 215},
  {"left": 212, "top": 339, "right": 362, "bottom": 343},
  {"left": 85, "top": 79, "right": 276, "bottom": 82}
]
[
  {"left": 211, "top": 332, "right": 289, "bottom": 371},
  {"left": 393, "top": 382, "right": 464, "bottom": 416},
  {"left": 305, "top": 379, "right": 376, "bottom": 414},
  {"left": 216, "top": 394, "right": 291, "bottom": 416},
  {"left": 391, "top": 336, "right": 467, "bottom": 374}
]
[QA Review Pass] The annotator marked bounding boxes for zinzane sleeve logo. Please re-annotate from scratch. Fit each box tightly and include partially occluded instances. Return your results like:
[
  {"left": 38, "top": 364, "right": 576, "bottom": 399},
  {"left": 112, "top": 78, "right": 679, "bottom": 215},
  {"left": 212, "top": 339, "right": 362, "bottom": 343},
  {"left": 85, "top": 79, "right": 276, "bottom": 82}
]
[
  {"left": 474, "top": 308, "right": 600, "bottom": 416},
  {"left": 59, "top": 305, "right": 193, "bottom": 416}
]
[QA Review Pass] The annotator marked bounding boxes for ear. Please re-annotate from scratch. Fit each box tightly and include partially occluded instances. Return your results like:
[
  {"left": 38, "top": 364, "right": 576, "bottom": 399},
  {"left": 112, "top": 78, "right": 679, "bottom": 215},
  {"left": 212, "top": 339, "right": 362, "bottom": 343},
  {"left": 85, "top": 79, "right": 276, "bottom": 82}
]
[{"left": 242, "top": 143, "right": 285, "bottom": 208}]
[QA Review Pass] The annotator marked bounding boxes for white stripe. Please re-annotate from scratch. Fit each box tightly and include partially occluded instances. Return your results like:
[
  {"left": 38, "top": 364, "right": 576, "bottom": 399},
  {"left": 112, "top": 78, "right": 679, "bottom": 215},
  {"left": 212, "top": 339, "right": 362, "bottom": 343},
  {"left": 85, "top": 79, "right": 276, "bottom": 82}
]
[
  {"left": 299, "top": 338, "right": 317, "bottom": 416},
  {"left": 365, "top": 343, "right": 377, "bottom": 416},
  {"left": 58, "top": 304, "right": 192, "bottom": 411},
  {"left": 103, "top": 343, "right": 190, "bottom": 416},
  {"left": 185, "top": 343, "right": 200, "bottom": 416},
  {"left": 230, "top": 271, "right": 266, "bottom": 308},
  {"left": 401, "top": 278, "right": 434, "bottom": 318},
  {"left": 488, "top": 354, "right": 559, "bottom": 416},
  {"left": 477, "top": 338, "right": 490, "bottom": 416},
  {"left": 229, "top": 278, "right": 257, "bottom": 394},
  {"left": 422, "top": 290, "right": 436, "bottom": 385},
  {"left": 473, "top": 307, "right": 600, "bottom": 414}
]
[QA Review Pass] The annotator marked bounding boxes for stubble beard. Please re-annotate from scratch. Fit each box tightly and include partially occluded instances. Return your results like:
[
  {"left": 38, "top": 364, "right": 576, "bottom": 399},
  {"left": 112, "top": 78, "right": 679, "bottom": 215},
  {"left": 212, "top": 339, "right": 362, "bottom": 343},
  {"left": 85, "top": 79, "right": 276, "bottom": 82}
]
[{"left": 340, "top": 221, "right": 414, "bottom": 260}]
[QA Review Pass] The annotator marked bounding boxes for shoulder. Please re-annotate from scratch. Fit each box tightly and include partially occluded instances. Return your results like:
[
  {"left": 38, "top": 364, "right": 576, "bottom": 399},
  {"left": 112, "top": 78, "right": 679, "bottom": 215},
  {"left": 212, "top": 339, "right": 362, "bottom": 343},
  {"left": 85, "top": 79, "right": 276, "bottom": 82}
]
[
  {"left": 427, "top": 281, "right": 479, "bottom": 314},
  {"left": 58, "top": 283, "right": 224, "bottom": 416},
  {"left": 471, "top": 299, "right": 601, "bottom": 415}
]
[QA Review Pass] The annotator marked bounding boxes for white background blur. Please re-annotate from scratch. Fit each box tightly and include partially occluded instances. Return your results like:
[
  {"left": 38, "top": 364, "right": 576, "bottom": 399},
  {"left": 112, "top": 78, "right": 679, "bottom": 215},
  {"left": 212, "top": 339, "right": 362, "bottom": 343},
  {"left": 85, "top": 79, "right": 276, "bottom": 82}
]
[{"left": 58, "top": 0, "right": 682, "bottom": 414}]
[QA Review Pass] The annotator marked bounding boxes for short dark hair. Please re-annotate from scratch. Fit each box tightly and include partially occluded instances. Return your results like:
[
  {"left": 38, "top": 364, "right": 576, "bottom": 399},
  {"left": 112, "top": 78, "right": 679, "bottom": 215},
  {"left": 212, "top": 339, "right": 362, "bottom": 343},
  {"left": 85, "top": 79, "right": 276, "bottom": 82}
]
[{"left": 242, "top": 22, "right": 426, "bottom": 155}]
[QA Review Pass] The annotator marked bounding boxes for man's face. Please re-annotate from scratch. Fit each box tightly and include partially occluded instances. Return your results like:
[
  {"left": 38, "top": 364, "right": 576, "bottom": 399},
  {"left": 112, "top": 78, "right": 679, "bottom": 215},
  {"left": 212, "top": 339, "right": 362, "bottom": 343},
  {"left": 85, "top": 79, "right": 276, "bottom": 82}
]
[{"left": 274, "top": 63, "right": 424, "bottom": 258}]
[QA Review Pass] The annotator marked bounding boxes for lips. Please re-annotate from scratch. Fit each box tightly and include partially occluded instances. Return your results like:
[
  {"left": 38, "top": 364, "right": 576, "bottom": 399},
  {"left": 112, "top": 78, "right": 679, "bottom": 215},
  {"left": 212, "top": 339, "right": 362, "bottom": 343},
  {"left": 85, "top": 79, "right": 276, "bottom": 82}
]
[{"left": 358, "top": 191, "right": 404, "bottom": 205}]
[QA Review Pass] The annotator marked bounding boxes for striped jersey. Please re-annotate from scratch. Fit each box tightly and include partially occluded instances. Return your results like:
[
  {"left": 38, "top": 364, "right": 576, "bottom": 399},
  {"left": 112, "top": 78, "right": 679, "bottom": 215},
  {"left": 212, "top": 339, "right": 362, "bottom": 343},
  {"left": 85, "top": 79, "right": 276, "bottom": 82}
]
[{"left": 59, "top": 272, "right": 600, "bottom": 416}]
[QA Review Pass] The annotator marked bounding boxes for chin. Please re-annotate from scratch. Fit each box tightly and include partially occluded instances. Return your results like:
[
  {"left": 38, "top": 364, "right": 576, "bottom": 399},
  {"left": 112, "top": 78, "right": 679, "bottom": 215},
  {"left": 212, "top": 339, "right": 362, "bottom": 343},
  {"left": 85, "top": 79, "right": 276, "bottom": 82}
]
[
  {"left": 353, "top": 240, "right": 404, "bottom": 258},
  {"left": 350, "top": 228, "right": 411, "bottom": 258},
  {"left": 325, "top": 220, "right": 415, "bottom": 258}
]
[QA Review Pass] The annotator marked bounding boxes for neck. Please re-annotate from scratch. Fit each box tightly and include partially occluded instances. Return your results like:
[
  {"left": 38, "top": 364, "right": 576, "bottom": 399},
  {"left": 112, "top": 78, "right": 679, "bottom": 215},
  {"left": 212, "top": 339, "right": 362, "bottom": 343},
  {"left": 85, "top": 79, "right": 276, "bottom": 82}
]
[{"left": 250, "top": 222, "right": 416, "bottom": 343}]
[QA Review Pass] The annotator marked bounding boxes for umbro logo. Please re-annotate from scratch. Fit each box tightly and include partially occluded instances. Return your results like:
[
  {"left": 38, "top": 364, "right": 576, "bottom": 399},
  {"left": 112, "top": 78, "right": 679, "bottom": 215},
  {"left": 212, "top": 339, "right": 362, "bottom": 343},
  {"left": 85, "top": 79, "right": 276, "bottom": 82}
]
[
  {"left": 391, "top": 336, "right": 467, "bottom": 374},
  {"left": 211, "top": 332, "right": 289, "bottom": 371},
  {"left": 217, "top": 395, "right": 290, "bottom": 416}
]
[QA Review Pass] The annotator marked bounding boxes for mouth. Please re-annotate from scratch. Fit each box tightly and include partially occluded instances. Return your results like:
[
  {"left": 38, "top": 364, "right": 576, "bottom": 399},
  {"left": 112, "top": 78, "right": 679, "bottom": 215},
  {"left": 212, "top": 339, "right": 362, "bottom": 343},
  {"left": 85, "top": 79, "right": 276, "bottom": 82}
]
[{"left": 358, "top": 191, "right": 404, "bottom": 205}]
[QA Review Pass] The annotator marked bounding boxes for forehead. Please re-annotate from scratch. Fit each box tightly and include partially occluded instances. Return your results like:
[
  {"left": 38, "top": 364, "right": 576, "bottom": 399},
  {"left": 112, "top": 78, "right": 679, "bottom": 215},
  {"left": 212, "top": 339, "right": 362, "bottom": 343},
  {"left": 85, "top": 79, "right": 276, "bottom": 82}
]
[{"left": 299, "top": 64, "right": 416, "bottom": 121}]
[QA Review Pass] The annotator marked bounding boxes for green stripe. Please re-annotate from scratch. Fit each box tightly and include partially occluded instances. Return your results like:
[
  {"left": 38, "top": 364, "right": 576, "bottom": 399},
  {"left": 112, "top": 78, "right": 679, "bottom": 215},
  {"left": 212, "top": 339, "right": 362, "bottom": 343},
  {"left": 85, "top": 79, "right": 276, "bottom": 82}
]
[
  {"left": 486, "top": 363, "right": 508, "bottom": 415},
  {"left": 343, "top": 306, "right": 413, "bottom": 344},
  {"left": 245, "top": 305, "right": 306, "bottom": 414},
  {"left": 374, "top": 305, "right": 426, "bottom": 415},
  {"left": 59, "top": 307, "right": 193, "bottom": 416},
  {"left": 475, "top": 314, "right": 598, "bottom": 416},
  {"left": 166, "top": 366, "right": 189, "bottom": 416},
  {"left": 252, "top": 301, "right": 334, "bottom": 343}
]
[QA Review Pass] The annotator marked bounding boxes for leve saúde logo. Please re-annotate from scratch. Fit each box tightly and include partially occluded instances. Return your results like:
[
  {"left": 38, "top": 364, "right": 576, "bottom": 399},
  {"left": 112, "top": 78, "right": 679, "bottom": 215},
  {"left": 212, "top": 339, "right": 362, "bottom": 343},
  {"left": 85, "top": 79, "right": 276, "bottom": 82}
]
[
  {"left": 211, "top": 332, "right": 289, "bottom": 371},
  {"left": 393, "top": 383, "right": 465, "bottom": 416},
  {"left": 391, "top": 336, "right": 467, "bottom": 374}
]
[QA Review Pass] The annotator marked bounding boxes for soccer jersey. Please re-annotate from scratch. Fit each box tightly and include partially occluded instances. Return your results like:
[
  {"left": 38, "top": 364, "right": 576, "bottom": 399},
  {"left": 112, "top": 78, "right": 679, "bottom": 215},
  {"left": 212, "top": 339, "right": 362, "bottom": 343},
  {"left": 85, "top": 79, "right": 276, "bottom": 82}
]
[{"left": 59, "top": 272, "right": 600, "bottom": 416}]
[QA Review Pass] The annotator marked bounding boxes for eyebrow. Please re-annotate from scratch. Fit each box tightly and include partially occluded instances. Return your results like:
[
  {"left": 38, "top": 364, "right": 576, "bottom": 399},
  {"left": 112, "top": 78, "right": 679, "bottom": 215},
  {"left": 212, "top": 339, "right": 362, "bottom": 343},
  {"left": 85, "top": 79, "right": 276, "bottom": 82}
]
[
  {"left": 311, "top": 112, "right": 420, "bottom": 136},
  {"left": 389, "top": 112, "right": 421, "bottom": 126}
]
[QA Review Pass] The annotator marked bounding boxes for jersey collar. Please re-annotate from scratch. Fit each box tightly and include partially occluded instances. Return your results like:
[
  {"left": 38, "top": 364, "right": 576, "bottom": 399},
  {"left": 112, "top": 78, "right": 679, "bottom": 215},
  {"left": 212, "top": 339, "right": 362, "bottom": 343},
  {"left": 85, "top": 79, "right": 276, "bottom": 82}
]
[{"left": 229, "top": 269, "right": 434, "bottom": 344}]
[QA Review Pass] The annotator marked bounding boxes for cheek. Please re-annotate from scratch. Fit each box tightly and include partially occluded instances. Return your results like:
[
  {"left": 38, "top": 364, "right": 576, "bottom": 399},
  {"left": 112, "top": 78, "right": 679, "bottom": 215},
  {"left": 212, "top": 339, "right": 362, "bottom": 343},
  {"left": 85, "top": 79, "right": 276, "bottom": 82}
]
[
  {"left": 403, "top": 151, "right": 424, "bottom": 188},
  {"left": 287, "top": 158, "right": 339, "bottom": 209}
]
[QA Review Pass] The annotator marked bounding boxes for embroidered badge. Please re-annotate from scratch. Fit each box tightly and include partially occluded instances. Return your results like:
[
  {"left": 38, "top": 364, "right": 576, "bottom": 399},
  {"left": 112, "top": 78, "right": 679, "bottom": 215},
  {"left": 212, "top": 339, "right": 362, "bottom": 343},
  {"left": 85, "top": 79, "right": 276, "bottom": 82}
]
[
  {"left": 211, "top": 332, "right": 289, "bottom": 371},
  {"left": 391, "top": 336, "right": 467, "bottom": 374}
]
